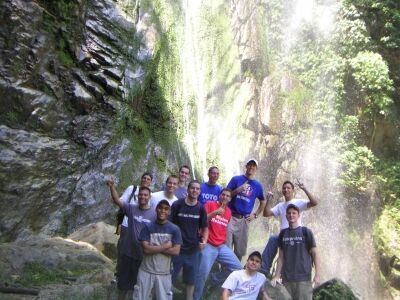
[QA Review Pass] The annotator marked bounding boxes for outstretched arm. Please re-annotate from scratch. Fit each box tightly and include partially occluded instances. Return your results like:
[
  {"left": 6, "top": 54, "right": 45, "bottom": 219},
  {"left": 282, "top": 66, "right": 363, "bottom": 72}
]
[
  {"left": 263, "top": 189, "right": 274, "bottom": 217},
  {"left": 310, "top": 247, "right": 321, "bottom": 287},
  {"left": 106, "top": 179, "right": 124, "bottom": 208},
  {"left": 296, "top": 180, "right": 318, "bottom": 208}
]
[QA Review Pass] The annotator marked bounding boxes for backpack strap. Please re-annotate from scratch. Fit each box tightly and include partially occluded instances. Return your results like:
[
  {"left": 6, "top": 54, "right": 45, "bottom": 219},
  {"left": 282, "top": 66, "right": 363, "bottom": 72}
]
[
  {"left": 128, "top": 185, "right": 137, "bottom": 204},
  {"left": 302, "top": 226, "right": 313, "bottom": 252}
]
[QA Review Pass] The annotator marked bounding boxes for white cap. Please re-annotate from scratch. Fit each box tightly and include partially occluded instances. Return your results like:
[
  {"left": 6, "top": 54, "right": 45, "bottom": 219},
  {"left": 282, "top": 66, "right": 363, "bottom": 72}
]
[{"left": 246, "top": 158, "right": 258, "bottom": 166}]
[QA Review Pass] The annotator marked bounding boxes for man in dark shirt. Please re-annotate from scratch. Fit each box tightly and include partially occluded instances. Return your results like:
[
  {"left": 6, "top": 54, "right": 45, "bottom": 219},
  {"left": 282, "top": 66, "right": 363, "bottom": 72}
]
[
  {"left": 271, "top": 204, "right": 320, "bottom": 300},
  {"left": 170, "top": 180, "right": 208, "bottom": 300}
]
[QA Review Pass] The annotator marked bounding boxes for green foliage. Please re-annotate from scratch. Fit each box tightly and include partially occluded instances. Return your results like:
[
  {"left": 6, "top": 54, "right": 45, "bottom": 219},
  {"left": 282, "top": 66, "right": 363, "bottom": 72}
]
[
  {"left": 374, "top": 160, "right": 400, "bottom": 204},
  {"left": 60, "top": 289, "right": 107, "bottom": 300},
  {"left": 345, "top": 0, "right": 400, "bottom": 49},
  {"left": 349, "top": 51, "right": 393, "bottom": 115},
  {"left": 57, "top": 38, "right": 75, "bottom": 67},
  {"left": 313, "top": 281, "right": 358, "bottom": 300},
  {"left": 374, "top": 204, "right": 400, "bottom": 255},
  {"left": 339, "top": 144, "right": 377, "bottom": 192},
  {"left": 335, "top": 5, "right": 371, "bottom": 58},
  {"left": 9, "top": 262, "right": 93, "bottom": 286}
]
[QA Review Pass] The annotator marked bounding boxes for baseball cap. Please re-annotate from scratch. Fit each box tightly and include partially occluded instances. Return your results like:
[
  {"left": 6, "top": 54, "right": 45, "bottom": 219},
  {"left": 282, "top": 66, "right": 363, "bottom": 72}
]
[
  {"left": 156, "top": 199, "right": 171, "bottom": 208},
  {"left": 246, "top": 158, "right": 258, "bottom": 166}
]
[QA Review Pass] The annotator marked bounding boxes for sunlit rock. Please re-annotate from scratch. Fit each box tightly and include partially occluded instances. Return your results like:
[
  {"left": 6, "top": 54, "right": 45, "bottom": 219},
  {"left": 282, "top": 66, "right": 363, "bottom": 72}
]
[{"left": 68, "top": 222, "right": 118, "bottom": 259}]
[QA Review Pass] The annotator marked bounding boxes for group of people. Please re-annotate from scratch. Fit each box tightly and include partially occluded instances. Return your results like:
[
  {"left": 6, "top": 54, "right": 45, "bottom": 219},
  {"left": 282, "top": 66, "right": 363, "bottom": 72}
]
[{"left": 106, "top": 159, "right": 321, "bottom": 300}]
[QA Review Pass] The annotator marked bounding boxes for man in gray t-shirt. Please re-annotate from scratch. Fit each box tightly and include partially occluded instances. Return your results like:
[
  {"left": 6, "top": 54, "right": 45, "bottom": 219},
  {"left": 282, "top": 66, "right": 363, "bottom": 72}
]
[
  {"left": 107, "top": 180, "right": 156, "bottom": 300},
  {"left": 135, "top": 200, "right": 182, "bottom": 300},
  {"left": 271, "top": 204, "right": 320, "bottom": 300}
]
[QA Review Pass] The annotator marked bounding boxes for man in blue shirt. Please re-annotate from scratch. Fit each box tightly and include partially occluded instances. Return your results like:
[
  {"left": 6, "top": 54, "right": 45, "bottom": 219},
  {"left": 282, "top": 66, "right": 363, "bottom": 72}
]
[
  {"left": 199, "top": 166, "right": 222, "bottom": 205},
  {"left": 226, "top": 159, "right": 266, "bottom": 261}
]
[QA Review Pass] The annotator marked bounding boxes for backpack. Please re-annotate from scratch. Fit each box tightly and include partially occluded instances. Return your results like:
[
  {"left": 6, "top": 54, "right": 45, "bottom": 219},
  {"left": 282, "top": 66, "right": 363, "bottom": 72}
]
[
  {"left": 278, "top": 226, "right": 313, "bottom": 252},
  {"left": 116, "top": 185, "right": 137, "bottom": 225}
]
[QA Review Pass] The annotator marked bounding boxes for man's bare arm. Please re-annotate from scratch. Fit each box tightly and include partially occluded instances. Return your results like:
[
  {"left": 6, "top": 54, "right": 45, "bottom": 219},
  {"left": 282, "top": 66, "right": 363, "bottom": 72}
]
[
  {"left": 141, "top": 241, "right": 171, "bottom": 254},
  {"left": 310, "top": 247, "right": 321, "bottom": 287},
  {"left": 297, "top": 180, "right": 318, "bottom": 208},
  {"left": 221, "top": 288, "right": 231, "bottom": 300},
  {"left": 162, "top": 244, "right": 180, "bottom": 256},
  {"left": 271, "top": 248, "right": 284, "bottom": 287},
  {"left": 263, "top": 189, "right": 274, "bottom": 217},
  {"left": 106, "top": 179, "right": 124, "bottom": 208}
]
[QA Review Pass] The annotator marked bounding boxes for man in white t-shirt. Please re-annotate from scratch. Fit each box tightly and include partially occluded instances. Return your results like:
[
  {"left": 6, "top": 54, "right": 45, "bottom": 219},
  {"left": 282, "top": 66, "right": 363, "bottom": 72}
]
[
  {"left": 221, "top": 251, "right": 270, "bottom": 300},
  {"left": 261, "top": 180, "right": 318, "bottom": 276},
  {"left": 151, "top": 175, "right": 179, "bottom": 206}
]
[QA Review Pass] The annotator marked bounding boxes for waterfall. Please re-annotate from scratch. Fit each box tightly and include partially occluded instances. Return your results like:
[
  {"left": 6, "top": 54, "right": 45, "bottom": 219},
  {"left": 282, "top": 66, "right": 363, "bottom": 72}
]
[{"left": 154, "top": 0, "right": 384, "bottom": 298}]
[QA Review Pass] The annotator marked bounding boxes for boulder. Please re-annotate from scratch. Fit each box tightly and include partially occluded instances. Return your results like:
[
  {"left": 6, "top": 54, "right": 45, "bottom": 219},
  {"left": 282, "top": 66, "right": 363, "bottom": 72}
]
[
  {"left": 312, "top": 278, "right": 359, "bottom": 300},
  {"left": 68, "top": 221, "right": 118, "bottom": 259}
]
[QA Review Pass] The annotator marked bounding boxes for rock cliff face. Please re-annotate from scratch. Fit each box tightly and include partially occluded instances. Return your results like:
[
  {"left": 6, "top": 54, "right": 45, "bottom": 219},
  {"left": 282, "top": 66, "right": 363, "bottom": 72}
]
[{"left": 0, "top": 0, "right": 183, "bottom": 242}]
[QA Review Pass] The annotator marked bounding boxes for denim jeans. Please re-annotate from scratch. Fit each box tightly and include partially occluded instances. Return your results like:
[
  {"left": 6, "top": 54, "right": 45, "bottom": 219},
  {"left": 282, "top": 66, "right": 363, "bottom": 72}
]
[
  {"left": 261, "top": 234, "right": 279, "bottom": 275},
  {"left": 172, "top": 250, "right": 201, "bottom": 285},
  {"left": 193, "top": 243, "right": 242, "bottom": 300}
]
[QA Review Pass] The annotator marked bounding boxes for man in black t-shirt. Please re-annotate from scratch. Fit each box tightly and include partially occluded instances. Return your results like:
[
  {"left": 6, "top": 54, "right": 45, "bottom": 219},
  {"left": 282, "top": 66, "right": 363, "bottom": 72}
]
[
  {"left": 271, "top": 204, "right": 321, "bottom": 300},
  {"left": 170, "top": 180, "right": 208, "bottom": 300}
]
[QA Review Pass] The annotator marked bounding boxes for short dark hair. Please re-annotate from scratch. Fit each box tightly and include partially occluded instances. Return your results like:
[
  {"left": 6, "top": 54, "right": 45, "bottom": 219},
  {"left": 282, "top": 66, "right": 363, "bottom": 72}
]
[
  {"left": 179, "top": 165, "right": 190, "bottom": 172},
  {"left": 141, "top": 172, "right": 153, "bottom": 181},
  {"left": 282, "top": 180, "right": 294, "bottom": 189},
  {"left": 247, "top": 251, "right": 262, "bottom": 261},
  {"left": 139, "top": 186, "right": 151, "bottom": 194},
  {"left": 165, "top": 174, "right": 179, "bottom": 184},
  {"left": 188, "top": 179, "right": 201, "bottom": 189},
  {"left": 286, "top": 204, "right": 300, "bottom": 214},
  {"left": 220, "top": 188, "right": 232, "bottom": 196},
  {"left": 208, "top": 166, "right": 219, "bottom": 173},
  {"left": 156, "top": 199, "right": 171, "bottom": 209}
]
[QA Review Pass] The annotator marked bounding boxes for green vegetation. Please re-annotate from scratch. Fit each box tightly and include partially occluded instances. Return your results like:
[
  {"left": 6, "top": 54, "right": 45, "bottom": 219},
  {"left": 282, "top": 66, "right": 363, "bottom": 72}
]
[
  {"left": 38, "top": 0, "right": 81, "bottom": 67},
  {"left": 313, "top": 281, "right": 358, "bottom": 300},
  {"left": 113, "top": 0, "right": 181, "bottom": 163},
  {"left": 60, "top": 287, "right": 107, "bottom": 300},
  {"left": 3, "top": 262, "right": 94, "bottom": 287}
]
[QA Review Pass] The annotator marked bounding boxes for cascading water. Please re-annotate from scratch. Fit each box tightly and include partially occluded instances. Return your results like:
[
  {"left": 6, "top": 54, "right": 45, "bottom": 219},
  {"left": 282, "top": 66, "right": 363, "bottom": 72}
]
[{"left": 157, "top": 0, "right": 385, "bottom": 298}]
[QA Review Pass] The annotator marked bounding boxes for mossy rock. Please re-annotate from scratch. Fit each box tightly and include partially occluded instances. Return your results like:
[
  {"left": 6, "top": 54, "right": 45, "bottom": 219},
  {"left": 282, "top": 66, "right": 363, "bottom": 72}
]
[{"left": 313, "top": 278, "right": 358, "bottom": 300}]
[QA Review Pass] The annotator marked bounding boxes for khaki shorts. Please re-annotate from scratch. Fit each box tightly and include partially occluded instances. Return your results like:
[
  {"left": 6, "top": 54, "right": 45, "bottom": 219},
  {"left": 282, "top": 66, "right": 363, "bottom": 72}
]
[
  {"left": 284, "top": 281, "right": 312, "bottom": 300},
  {"left": 226, "top": 216, "right": 249, "bottom": 258}
]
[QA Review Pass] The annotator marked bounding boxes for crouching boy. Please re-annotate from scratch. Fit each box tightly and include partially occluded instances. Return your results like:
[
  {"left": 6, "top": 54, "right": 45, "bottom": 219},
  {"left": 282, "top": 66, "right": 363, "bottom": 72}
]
[{"left": 221, "top": 251, "right": 271, "bottom": 300}]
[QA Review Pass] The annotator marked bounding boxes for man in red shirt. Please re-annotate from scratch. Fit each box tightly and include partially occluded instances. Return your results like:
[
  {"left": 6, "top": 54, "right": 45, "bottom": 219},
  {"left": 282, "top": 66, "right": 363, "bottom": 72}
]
[{"left": 193, "top": 188, "right": 242, "bottom": 300}]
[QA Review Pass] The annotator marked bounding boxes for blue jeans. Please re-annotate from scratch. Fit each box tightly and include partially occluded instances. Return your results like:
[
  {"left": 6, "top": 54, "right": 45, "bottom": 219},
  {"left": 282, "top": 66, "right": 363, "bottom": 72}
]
[
  {"left": 261, "top": 235, "right": 279, "bottom": 275},
  {"left": 193, "top": 243, "right": 242, "bottom": 300},
  {"left": 172, "top": 250, "right": 201, "bottom": 285}
]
